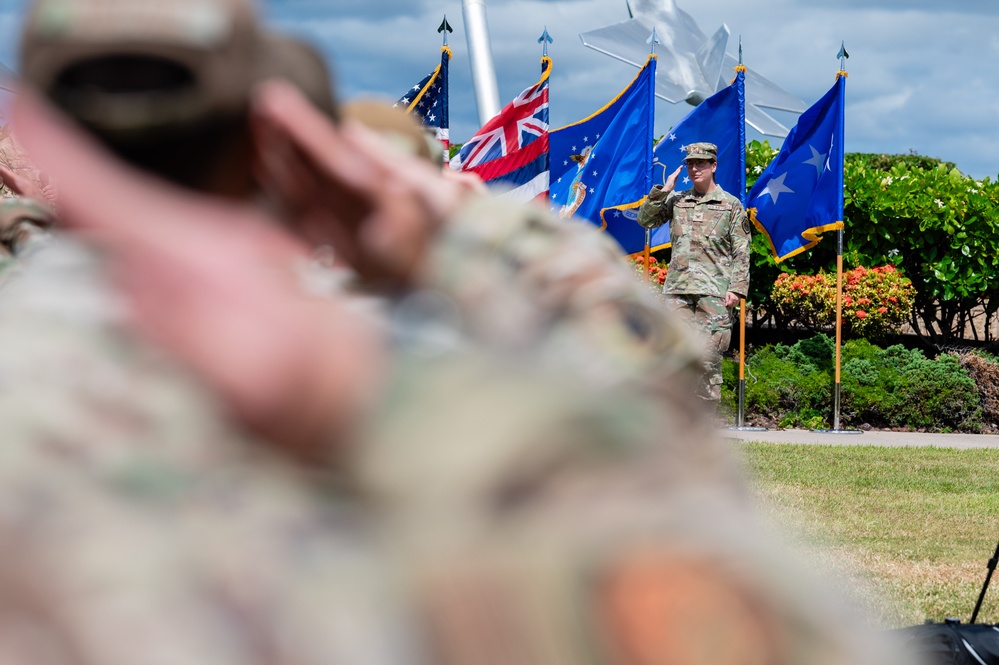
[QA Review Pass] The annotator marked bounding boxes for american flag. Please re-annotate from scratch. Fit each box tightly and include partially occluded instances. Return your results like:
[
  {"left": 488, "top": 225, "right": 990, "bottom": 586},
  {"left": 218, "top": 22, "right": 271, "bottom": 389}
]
[
  {"left": 449, "top": 57, "right": 551, "bottom": 202},
  {"left": 395, "top": 46, "right": 450, "bottom": 148}
]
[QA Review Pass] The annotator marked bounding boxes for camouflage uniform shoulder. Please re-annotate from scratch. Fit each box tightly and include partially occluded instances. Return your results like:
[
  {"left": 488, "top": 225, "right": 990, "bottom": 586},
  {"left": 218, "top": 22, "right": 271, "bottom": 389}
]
[
  {"left": 704, "top": 185, "right": 744, "bottom": 208},
  {"left": 355, "top": 349, "right": 742, "bottom": 505},
  {"left": 351, "top": 348, "right": 899, "bottom": 665},
  {"left": 419, "top": 194, "right": 708, "bottom": 396},
  {"left": 0, "top": 237, "right": 254, "bottom": 471}
]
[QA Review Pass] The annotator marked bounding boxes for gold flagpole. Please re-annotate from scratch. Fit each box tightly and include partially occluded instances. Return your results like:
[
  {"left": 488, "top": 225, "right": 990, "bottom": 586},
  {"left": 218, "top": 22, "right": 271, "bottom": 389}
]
[
  {"left": 728, "top": 297, "right": 765, "bottom": 431},
  {"left": 815, "top": 44, "right": 859, "bottom": 435},
  {"left": 738, "top": 298, "right": 747, "bottom": 427},
  {"left": 834, "top": 239, "right": 844, "bottom": 430},
  {"left": 644, "top": 228, "right": 652, "bottom": 281}
]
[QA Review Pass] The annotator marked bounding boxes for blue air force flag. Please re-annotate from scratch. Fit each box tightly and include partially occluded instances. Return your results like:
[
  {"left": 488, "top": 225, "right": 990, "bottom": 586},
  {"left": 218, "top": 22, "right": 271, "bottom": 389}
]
[
  {"left": 748, "top": 74, "right": 846, "bottom": 262},
  {"left": 647, "top": 68, "right": 747, "bottom": 250},
  {"left": 549, "top": 56, "right": 656, "bottom": 254}
]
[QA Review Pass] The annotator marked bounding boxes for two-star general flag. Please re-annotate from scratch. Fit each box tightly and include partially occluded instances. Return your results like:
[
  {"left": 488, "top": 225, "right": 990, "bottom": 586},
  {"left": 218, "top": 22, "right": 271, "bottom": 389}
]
[
  {"left": 647, "top": 67, "right": 747, "bottom": 251},
  {"left": 549, "top": 55, "right": 656, "bottom": 254},
  {"left": 449, "top": 56, "right": 551, "bottom": 202},
  {"left": 748, "top": 73, "right": 846, "bottom": 262},
  {"left": 395, "top": 46, "right": 451, "bottom": 148}
]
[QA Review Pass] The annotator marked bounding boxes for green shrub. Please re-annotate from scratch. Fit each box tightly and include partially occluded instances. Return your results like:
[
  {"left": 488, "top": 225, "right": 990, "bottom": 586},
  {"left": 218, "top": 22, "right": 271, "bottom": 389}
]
[
  {"left": 726, "top": 334, "right": 984, "bottom": 432},
  {"left": 842, "top": 338, "right": 883, "bottom": 364},
  {"left": 794, "top": 334, "right": 835, "bottom": 372},
  {"left": 842, "top": 358, "right": 878, "bottom": 386},
  {"left": 724, "top": 336, "right": 834, "bottom": 429},
  {"left": 842, "top": 345, "right": 982, "bottom": 431},
  {"left": 892, "top": 354, "right": 981, "bottom": 431}
]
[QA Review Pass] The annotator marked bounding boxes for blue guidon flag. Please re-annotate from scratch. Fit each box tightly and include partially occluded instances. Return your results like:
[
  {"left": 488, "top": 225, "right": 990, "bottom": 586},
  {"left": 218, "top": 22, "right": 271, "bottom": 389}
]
[
  {"left": 395, "top": 46, "right": 451, "bottom": 149},
  {"left": 646, "top": 66, "right": 747, "bottom": 251},
  {"left": 549, "top": 55, "right": 656, "bottom": 254},
  {"left": 748, "top": 73, "right": 846, "bottom": 262}
]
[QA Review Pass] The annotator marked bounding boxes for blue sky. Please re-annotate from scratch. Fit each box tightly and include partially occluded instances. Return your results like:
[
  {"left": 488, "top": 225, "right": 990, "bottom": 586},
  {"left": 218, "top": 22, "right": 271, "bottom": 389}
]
[{"left": 2, "top": 0, "right": 999, "bottom": 180}]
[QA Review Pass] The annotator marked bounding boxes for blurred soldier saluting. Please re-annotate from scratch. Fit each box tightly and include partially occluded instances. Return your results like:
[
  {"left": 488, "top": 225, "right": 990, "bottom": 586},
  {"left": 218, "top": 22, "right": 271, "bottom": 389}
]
[
  {"left": 20, "top": 0, "right": 718, "bottom": 423},
  {"left": 5, "top": 90, "right": 903, "bottom": 664},
  {"left": 0, "top": 1, "right": 906, "bottom": 664}
]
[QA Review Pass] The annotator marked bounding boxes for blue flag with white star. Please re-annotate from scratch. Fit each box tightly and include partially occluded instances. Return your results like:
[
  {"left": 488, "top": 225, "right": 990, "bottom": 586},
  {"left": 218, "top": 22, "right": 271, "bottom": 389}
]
[
  {"left": 395, "top": 46, "right": 450, "bottom": 147},
  {"left": 549, "top": 56, "right": 656, "bottom": 254},
  {"left": 748, "top": 74, "right": 846, "bottom": 262},
  {"left": 647, "top": 68, "right": 747, "bottom": 251}
]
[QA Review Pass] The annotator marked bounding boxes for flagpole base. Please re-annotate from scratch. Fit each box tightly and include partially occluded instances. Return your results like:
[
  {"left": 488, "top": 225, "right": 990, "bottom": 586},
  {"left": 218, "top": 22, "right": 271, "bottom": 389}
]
[{"left": 811, "top": 428, "right": 862, "bottom": 435}]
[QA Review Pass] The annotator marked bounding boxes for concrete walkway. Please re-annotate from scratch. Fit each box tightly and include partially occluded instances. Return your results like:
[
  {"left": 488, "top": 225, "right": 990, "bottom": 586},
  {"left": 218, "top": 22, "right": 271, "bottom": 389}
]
[{"left": 720, "top": 426, "right": 999, "bottom": 449}]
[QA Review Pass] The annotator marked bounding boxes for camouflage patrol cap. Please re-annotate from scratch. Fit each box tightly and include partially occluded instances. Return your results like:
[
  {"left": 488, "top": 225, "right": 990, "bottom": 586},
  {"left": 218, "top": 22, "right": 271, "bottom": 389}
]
[
  {"left": 684, "top": 142, "right": 718, "bottom": 162},
  {"left": 342, "top": 99, "right": 443, "bottom": 167},
  {"left": 19, "top": 0, "right": 336, "bottom": 135}
]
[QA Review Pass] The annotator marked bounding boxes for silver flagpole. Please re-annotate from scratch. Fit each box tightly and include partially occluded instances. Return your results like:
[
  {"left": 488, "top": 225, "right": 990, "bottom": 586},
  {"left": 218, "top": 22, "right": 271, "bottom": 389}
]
[{"left": 462, "top": 0, "right": 501, "bottom": 125}]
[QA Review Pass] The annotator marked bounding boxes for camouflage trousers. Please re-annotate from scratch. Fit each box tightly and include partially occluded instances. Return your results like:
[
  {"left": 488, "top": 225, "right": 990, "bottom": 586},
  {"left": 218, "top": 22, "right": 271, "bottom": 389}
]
[{"left": 663, "top": 294, "right": 732, "bottom": 403}]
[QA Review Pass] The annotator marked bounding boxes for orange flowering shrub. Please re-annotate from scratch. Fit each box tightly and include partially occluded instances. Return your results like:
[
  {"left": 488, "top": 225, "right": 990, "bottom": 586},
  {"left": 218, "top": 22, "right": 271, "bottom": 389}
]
[
  {"left": 771, "top": 272, "right": 836, "bottom": 330},
  {"left": 630, "top": 254, "right": 668, "bottom": 289},
  {"left": 771, "top": 265, "right": 916, "bottom": 339}
]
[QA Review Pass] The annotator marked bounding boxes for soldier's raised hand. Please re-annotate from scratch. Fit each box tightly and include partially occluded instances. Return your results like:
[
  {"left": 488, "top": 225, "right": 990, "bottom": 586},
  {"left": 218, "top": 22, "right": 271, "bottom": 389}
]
[
  {"left": 664, "top": 165, "right": 683, "bottom": 193},
  {"left": 14, "top": 89, "right": 387, "bottom": 460},
  {"left": 648, "top": 166, "right": 683, "bottom": 201},
  {"left": 251, "top": 80, "right": 467, "bottom": 292}
]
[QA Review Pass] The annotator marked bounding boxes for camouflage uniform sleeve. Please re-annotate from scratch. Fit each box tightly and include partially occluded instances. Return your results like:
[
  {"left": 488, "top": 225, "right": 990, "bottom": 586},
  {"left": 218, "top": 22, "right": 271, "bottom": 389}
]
[
  {"left": 728, "top": 199, "right": 751, "bottom": 298},
  {"left": 418, "top": 194, "right": 708, "bottom": 401},
  {"left": 354, "top": 351, "right": 900, "bottom": 665},
  {"left": 636, "top": 190, "right": 675, "bottom": 229}
]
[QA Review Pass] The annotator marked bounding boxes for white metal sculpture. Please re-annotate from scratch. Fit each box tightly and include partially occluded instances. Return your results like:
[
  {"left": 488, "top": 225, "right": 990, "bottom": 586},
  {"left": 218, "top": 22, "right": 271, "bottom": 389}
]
[
  {"left": 461, "top": 0, "right": 501, "bottom": 125},
  {"left": 580, "top": 0, "right": 806, "bottom": 137}
]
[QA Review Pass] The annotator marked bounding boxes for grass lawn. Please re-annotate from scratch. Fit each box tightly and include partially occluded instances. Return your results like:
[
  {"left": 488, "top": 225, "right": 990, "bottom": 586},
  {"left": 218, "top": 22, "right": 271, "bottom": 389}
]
[{"left": 735, "top": 442, "right": 999, "bottom": 629}]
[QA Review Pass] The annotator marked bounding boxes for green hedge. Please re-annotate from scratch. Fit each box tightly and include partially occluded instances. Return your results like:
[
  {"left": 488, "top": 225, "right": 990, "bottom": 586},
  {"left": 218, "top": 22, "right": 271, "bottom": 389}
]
[{"left": 722, "top": 334, "right": 987, "bottom": 432}]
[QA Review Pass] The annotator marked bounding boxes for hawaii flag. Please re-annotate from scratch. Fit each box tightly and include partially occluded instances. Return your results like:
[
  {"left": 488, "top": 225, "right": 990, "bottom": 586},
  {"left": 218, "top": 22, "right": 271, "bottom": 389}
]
[{"left": 449, "top": 57, "right": 551, "bottom": 202}]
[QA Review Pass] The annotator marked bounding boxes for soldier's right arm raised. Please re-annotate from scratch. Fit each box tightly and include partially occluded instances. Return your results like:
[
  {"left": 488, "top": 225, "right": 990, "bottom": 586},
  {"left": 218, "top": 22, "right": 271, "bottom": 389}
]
[{"left": 638, "top": 166, "right": 682, "bottom": 229}]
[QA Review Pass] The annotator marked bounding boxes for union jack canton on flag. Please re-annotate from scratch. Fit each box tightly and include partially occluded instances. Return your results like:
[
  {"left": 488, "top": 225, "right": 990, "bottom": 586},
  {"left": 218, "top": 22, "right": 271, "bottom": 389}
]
[
  {"left": 449, "top": 57, "right": 551, "bottom": 202},
  {"left": 395, "top": 46, "right": 451, "bottom": 148}
]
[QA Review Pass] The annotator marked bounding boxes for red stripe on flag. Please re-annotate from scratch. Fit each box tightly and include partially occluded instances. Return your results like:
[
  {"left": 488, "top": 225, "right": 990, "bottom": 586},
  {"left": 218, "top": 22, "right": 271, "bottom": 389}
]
[{"left": 466, "top": 134, "right": 549, "bottom": 183}]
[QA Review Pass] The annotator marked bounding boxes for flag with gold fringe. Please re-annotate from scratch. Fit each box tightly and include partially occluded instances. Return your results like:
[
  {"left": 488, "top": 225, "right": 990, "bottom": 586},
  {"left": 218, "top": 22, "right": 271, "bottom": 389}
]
[
  {"left": 646, "top": 66, "right": 747, "bottom": 252},
  {"left": 748, "top": 74, "right": 845, "bottom": 262},
  {"left": 395, "top": 46, "right": 451, "bottom": 148},
  {"left": 549, "top": 55, "right": 656, "bottom": 254}
]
